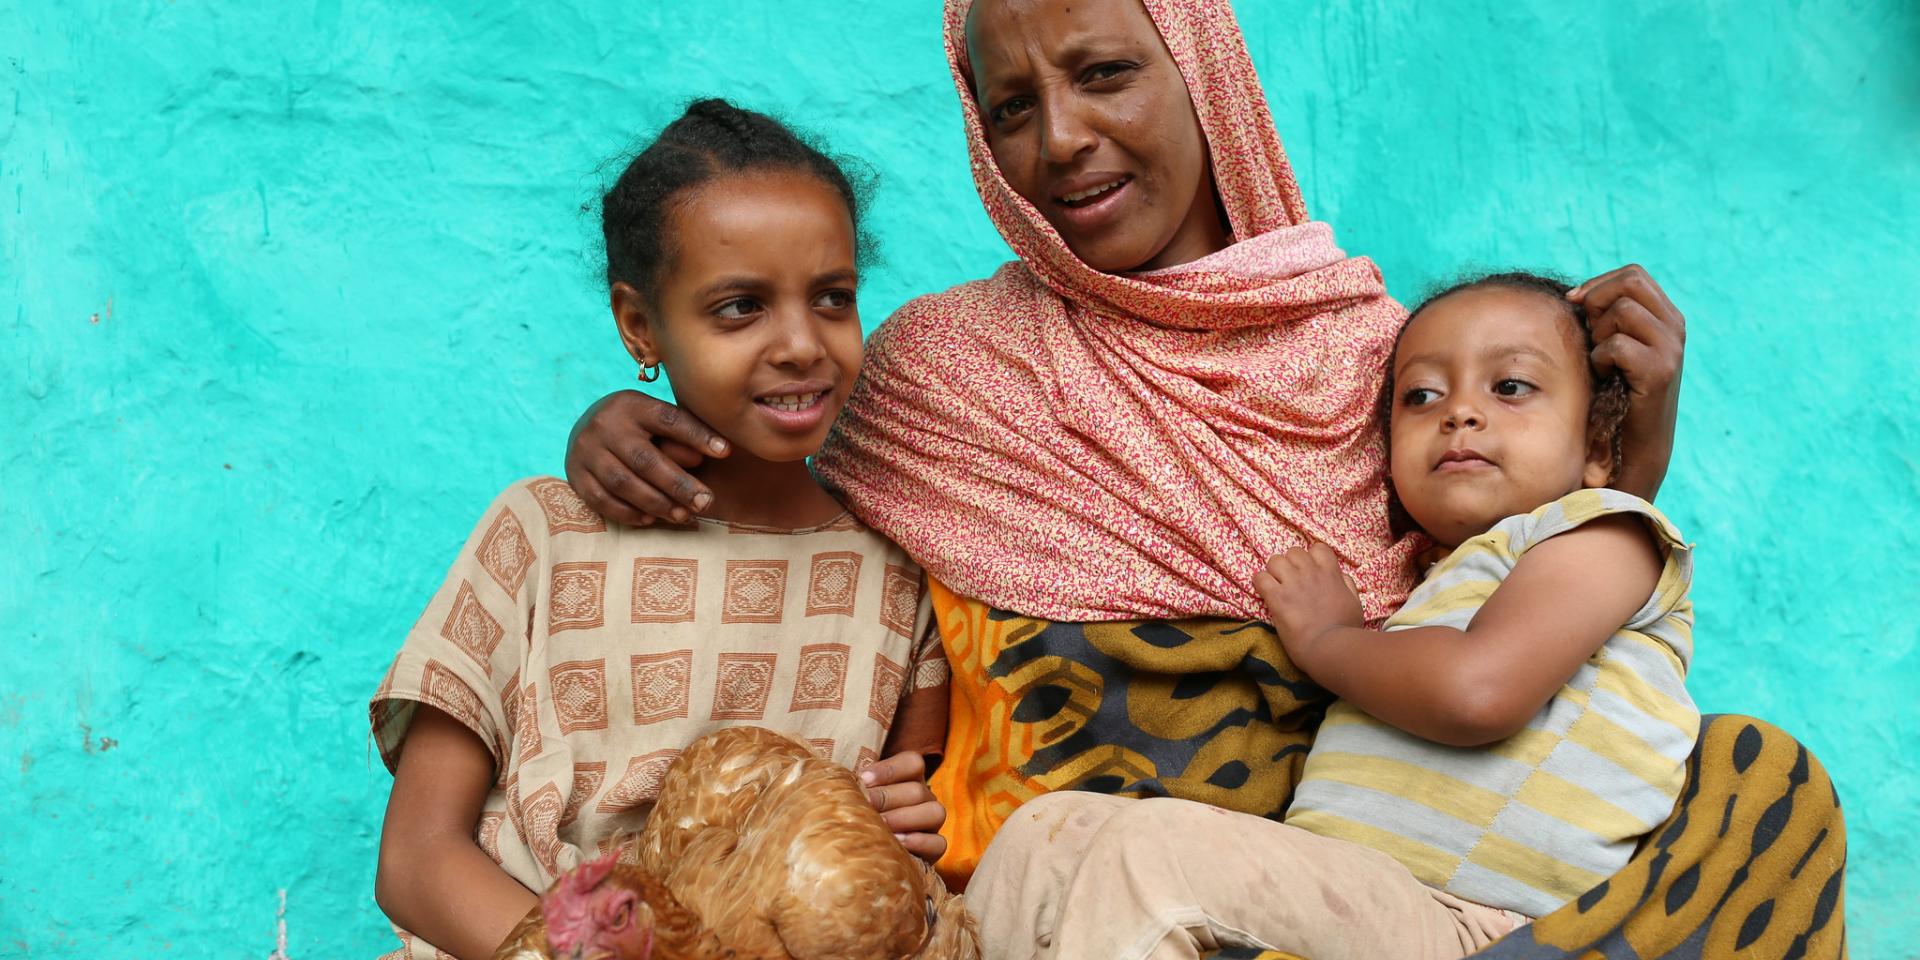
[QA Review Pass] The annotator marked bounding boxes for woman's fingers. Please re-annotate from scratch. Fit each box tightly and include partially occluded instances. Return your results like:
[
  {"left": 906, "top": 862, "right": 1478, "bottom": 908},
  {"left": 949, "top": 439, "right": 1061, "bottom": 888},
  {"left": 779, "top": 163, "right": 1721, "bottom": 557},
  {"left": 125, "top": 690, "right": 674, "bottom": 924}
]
[
  {"left": 567, "top": 469, "right": 654, "bottom": 529},
  {"left": 565, "top": 391, "right": 728, "bottom": 522},
  {"left": 644, "top": 400, "right": 732, "bottom": 460},
  {"left": 1571, "top": 265, "right": 1684, "bottom": 337},
  {"left": 1591, "top": 334, "right": 1663, "bottom": 391},
  {"left": 615, "top": 441, "right": 703, "bottom": 523},
  {"left": 1590, "top": 302, "right": 1680, "bottom": 391},
  {"left": 594, "top": 452, "right": 685, "bottom": 523},
  {"left": 658, "top": 438, "right": 708, "bottom": 469}
]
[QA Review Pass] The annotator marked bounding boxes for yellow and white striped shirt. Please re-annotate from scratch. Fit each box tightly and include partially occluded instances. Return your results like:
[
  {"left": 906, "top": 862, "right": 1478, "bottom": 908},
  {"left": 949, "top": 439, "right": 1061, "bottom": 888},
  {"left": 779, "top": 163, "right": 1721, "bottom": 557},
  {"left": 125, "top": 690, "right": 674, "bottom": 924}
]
[{"left": 1285, "top": 488, "right": 1697, "bottom": 917}]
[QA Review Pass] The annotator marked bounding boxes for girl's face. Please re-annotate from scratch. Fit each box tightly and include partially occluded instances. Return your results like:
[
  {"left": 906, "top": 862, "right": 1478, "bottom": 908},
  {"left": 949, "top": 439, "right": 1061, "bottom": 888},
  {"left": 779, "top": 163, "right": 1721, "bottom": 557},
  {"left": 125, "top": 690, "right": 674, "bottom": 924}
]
[
  {"left": 966, "top": 0, "right": 1228, "bottom": 273},
  {"left": 1388, "top": 288, "right": 1613, "bottom": 548},
  {"left": 613, "top": 172, "right": 864, "bottom": 464}
]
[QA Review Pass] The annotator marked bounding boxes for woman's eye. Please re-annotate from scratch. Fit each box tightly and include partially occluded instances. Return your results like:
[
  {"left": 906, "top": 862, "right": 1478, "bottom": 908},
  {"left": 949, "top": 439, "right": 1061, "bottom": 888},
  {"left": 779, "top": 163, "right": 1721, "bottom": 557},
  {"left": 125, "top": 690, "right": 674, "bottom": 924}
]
[
  {"left": 1402, "top": 387, "right": 1438, "bottom": 406},
  {"left": 815, "top": 289, "right": 856, "bottom": 311},
  {"left": 1494, "top": 379, "right": 1537, "bottom": 398},
  {"left": 990, "top": 97, "right": 1033, "bottom": 125},
  {"left": 714, "top": 298, "right": 761, "bottom": 321},
  {"left": 1084, "top": 61, "right": 1135, "bottom": 83}
]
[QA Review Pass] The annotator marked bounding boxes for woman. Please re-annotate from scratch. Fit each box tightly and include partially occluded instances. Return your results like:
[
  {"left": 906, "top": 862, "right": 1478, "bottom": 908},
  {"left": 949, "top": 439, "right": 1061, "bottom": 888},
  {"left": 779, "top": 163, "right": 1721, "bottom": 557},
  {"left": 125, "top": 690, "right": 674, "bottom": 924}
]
[{"left": 564, "top": 1, "right": 1845, "bottom": 957}]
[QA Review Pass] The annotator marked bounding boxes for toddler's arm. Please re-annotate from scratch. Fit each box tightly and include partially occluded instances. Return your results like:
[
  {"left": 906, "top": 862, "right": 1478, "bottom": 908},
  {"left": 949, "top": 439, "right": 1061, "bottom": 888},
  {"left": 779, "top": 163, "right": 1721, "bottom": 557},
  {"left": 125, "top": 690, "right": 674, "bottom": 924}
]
[
  {"left": 375, "top": 706, "right": 537, "bottom": 960},
  {"left": 1254, "top": 515, "right": 1661, "bottom": 747}
]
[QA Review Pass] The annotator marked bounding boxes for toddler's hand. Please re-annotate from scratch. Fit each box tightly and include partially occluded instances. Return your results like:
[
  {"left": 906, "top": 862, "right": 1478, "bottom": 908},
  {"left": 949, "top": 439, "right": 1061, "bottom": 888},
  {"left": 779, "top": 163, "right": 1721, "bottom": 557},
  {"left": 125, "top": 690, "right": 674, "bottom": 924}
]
[
  {"left": 1254, "top": 543, "right": 1365, "bottom": 662},
  {"left": 860, "top": 751, "right": 947, "bottom": 863}
]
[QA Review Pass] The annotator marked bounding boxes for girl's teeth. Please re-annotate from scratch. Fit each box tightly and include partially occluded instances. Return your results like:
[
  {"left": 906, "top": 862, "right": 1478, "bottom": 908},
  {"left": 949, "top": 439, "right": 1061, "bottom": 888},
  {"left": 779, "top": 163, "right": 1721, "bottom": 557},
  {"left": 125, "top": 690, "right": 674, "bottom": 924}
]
[{"left": 762, "top": 392, "right": 820, "bottom": 412}]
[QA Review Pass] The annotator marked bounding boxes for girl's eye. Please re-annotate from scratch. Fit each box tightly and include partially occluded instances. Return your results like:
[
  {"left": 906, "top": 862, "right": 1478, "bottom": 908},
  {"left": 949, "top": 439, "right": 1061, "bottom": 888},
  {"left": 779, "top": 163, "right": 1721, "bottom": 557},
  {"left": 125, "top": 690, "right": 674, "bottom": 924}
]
[
  {"left": 814, "top": 289, "right": 856, "bottom": 311},
  {"left": 1402, "top": 387, "right": 1439, "bottom": 406},
  {"left": 714, "top": 298, "right": 761, "bottom": 321},
  {"left": 1494, "top": 379, "right": 1537, "bottom": 398}
]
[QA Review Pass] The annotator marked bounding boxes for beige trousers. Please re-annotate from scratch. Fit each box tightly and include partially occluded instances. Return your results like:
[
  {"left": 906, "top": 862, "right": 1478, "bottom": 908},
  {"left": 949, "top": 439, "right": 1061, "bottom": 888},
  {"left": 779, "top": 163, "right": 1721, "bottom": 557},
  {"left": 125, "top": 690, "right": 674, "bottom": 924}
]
[{"left": 965, "top": 792, "right": 1529, "bottom": 960}]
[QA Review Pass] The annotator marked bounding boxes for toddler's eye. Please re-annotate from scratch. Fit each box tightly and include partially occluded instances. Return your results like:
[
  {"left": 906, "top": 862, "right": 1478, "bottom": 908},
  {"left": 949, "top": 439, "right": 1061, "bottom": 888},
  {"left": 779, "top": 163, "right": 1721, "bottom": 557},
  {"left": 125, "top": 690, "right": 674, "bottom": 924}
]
[
  {"left": 714, "top": 298, "right": 761, "bottom": 321},
  {"left": 1494, "top": 379, "right": 1537, "bottom": 398},
  {"left": 1402, "top": 387, "right": 1439, "bottom": 406},
  {"left": 814, "top": 289, "right": 856, "bottom": 311}
]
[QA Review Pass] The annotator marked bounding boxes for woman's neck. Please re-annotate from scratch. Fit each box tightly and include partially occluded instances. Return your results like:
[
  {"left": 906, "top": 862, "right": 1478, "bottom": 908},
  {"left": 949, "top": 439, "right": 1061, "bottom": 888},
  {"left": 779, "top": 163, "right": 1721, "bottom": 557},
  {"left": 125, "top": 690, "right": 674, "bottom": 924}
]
[{"left": 692, "top": 449, "right": 845, "bottom": 529}]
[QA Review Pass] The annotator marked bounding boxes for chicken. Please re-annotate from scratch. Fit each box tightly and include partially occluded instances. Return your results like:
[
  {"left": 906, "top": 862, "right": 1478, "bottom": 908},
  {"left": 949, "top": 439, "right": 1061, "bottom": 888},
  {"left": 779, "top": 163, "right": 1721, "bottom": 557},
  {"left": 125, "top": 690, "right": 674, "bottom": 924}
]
[
  {"left": 493, "top": 726, "right": 978, "bottom": 960},
  {"left": 491, "top": 851, "right": 732, "bottom": 960}
]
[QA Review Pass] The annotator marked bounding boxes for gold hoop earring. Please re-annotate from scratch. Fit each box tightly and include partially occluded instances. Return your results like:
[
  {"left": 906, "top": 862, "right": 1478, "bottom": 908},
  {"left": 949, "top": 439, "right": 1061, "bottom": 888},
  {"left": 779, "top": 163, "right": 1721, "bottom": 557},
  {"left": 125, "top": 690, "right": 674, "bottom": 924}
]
[{"left": 637, "top": 361, "right": 662, "bottom": 383}]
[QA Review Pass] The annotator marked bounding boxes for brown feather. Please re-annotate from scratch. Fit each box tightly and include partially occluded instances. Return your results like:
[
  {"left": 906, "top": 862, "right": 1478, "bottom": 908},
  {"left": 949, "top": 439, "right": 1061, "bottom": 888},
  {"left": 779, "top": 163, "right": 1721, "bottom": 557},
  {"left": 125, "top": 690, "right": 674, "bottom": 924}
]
[{"left": 500, "top": 727, "right": 979, "bottom": 960}]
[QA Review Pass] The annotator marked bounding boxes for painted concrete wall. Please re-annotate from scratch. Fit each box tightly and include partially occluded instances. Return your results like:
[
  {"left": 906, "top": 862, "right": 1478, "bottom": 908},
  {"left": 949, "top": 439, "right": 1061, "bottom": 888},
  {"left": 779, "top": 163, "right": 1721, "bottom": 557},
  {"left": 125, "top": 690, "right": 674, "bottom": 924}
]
[{"left": 3, "top": 1, "right": 1915, "bottom": 955}]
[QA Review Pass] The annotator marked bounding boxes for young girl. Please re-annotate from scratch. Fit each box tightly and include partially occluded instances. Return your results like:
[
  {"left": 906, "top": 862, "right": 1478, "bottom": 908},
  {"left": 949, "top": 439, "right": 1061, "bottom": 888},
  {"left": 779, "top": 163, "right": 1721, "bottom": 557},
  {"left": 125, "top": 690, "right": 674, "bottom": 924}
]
[
  {"left": 1257, "top": 271, "right": 1698, "bottom": 954},
  {"left": 368, "top": 100, "right": 950, "bottom": 960}
]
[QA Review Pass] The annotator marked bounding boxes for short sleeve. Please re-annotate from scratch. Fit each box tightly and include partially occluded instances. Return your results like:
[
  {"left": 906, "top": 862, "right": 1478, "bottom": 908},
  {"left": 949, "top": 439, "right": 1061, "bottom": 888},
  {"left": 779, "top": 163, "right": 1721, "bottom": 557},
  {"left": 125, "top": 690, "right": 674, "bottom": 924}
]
[
  {"left": 882, "top": 582, "right": 949, "bottom": 759},
  {"left": 1512, "top": 488, "right": 1695, "bottom": 652},
  {"left": 370, "top": 482, "right": 546, "bottom": 774}
]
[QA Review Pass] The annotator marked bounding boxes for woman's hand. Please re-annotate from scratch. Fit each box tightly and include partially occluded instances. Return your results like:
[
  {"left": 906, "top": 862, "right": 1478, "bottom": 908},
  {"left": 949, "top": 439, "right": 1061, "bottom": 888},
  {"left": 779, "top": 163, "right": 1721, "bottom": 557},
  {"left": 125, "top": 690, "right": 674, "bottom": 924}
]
[
  {"left": 860, "top": 751, "right": 948, "bottom": 863},
  {"left": 1254, "top": 543, "right": 1365, "bottom": 671},
  {"left": 1568, "top": 265, "right": 1686, "bottom": 501},
  {"left": 564, "top": 390, "right": 731, "bottom": 525}
]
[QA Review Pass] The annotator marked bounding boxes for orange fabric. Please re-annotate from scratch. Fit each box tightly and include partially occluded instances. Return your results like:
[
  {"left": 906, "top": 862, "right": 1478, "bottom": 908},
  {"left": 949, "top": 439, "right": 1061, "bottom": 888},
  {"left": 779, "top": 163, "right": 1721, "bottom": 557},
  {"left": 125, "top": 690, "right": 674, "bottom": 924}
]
[
  {"left": 814, "top": 0, "right": 1419, "bottom": 624},
  {"left": 925, "top": 577, "right": 1045, "bottom": 886}
]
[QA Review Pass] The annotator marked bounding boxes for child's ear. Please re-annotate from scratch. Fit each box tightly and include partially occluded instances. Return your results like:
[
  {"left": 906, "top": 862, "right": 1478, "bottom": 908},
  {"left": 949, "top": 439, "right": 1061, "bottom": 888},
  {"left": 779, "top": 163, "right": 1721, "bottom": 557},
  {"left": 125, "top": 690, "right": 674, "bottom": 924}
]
[
  {"left": 610, "top": 282, "right": 661, "bottom": 369},
  {"left": 1580, "top": 423, "right": 1614, "bottom": 489}
]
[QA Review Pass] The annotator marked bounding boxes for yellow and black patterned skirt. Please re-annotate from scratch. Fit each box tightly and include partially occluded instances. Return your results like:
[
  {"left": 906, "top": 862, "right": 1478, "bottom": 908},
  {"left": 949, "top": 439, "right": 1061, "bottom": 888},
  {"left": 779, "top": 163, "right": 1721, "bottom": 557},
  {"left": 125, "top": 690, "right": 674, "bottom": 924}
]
[{"left": 926, "top": 582, "right": 1846, "bottom": 959}]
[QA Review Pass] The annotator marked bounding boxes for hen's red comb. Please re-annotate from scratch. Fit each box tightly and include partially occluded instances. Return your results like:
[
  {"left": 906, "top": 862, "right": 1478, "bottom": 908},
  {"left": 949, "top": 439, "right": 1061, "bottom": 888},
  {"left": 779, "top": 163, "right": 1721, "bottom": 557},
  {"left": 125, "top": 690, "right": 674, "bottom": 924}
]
[{"left": 556, "top": 850, "right": 620, "bottom": 896}]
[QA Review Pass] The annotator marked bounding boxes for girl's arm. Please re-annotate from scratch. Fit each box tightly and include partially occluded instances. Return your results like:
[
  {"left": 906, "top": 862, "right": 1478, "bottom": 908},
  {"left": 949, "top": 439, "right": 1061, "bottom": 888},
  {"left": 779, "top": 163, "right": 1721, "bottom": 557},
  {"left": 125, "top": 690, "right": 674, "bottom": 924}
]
[
  {"left": 1254, "top": 515, "right": 1663, "bottom": 747},
  {"left": 375, "top": 706, "right": 537, "bottom": 960}
]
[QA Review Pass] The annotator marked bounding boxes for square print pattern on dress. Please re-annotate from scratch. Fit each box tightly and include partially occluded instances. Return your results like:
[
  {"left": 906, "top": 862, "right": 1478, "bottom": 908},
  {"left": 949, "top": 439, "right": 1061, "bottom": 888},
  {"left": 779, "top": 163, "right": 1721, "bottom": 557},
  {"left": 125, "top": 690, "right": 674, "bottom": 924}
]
[
  {"left": 711, "top": 652, "right": 779, "bottom": 720},
  {"left": 789, "top": 643, "right": 851, "bottom": 712},
  {"left": 630, "top": 650, "right": 693, "bottom": 724},
  {"left": 631, "top": 557, "right": 698, "bottom": 624},
  {"left": 549, "top": 562, "right": 607, "bottom": 632},
  {"left": 723, "top": 560, "right": 788, "bottom": 623},
  {"left": 549, "top": 660, "right": 609, "bottom": 735},
  {"left": 806, "top": 551, "right": 863, "bottom": 617}
]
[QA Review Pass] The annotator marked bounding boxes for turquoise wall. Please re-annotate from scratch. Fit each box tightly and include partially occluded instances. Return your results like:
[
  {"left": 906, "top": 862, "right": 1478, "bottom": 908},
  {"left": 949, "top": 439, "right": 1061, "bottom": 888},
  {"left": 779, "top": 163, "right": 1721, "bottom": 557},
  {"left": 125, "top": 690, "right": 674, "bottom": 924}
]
[{"left": 4, "top": 1, "right": 1915, "bottom": 955}]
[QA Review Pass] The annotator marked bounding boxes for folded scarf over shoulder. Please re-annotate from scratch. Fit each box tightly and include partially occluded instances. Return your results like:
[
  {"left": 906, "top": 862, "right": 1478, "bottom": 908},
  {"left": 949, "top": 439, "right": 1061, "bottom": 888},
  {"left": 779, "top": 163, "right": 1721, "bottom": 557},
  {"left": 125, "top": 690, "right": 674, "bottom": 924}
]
[{"left": 815, "top": 0, "right": 1419, "bottom": 623}]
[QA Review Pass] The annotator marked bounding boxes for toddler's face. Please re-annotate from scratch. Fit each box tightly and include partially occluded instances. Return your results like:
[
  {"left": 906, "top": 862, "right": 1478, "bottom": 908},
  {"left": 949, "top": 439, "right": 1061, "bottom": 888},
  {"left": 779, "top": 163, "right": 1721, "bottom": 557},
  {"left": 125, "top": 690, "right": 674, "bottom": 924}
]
[
  {"left": 619, "top": 172, "right": 864, "bottom": 464},
  {"left": 1388, "top": 288, "right": 1612, "bottom": 548}
]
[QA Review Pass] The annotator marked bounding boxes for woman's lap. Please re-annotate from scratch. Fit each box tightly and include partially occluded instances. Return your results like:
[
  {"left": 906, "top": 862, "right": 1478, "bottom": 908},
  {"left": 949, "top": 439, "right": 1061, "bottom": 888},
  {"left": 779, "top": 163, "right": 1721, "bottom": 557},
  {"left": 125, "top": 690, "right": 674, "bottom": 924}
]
[
  {"left": 962, "top": 715, "right": 1848, "bottom": 960},
  {"left": 965, "top": 791, "right": 1520, "bottom": 960}
]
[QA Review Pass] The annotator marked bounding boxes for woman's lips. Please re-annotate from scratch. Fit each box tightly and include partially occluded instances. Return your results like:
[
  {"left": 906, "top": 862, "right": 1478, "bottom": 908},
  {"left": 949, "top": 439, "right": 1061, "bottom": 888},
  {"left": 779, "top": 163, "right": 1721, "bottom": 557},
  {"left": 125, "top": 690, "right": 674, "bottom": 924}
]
[{"left": 1052, "top": 176, "right": 1134, "bottom": 233}]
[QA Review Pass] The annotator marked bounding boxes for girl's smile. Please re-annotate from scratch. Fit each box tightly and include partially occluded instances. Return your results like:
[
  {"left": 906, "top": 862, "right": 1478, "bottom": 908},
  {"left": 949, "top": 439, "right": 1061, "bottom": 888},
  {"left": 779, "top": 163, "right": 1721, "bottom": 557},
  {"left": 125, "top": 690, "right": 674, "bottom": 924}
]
[{"left": 753, "top": 380, "right": 836, "bottom": 433}]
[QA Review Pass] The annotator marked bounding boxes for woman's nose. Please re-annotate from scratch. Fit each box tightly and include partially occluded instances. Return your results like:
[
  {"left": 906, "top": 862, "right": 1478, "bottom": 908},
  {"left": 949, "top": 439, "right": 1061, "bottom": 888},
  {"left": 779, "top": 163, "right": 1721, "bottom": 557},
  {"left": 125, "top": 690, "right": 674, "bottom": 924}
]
[{"left": 1039, "top": 94, "right": 1098, "bottom": 166}]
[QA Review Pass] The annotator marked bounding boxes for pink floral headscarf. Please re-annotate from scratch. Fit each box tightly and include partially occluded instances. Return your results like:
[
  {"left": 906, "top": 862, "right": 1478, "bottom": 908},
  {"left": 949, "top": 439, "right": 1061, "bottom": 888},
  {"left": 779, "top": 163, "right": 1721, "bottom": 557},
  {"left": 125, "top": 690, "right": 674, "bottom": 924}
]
[{"left": 815, "top": 0, "right": 1419, "bottom": 623}]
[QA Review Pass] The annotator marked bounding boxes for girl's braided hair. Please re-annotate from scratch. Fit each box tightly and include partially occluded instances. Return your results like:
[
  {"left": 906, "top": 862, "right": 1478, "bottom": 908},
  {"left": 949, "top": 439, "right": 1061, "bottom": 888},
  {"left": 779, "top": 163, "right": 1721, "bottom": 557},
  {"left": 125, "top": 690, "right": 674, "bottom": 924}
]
[{"left": 600, "top": 98, "right": 876, "bottom": 304}]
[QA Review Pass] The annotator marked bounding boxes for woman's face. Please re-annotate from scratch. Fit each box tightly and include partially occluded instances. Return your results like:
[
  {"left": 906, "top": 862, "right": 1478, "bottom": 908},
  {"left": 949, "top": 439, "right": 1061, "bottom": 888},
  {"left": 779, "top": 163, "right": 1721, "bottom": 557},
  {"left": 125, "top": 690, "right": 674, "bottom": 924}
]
[{"left": 967, "top": 0, "right": 1228, "bottom": 273}]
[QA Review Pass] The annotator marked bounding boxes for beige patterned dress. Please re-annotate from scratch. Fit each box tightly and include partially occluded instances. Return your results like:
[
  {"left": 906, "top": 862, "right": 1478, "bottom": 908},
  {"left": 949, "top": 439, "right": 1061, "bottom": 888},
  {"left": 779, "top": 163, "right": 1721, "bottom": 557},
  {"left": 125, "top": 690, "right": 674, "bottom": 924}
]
[{"left": 370, "top": 477, "right": 944, "bottom": 959}]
